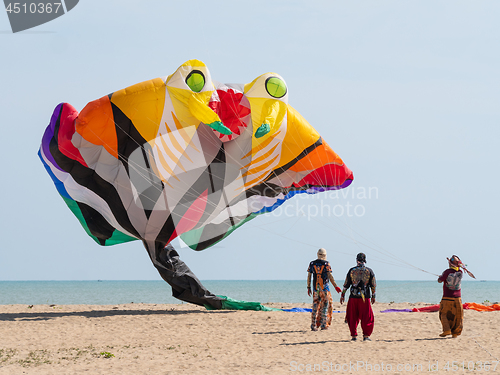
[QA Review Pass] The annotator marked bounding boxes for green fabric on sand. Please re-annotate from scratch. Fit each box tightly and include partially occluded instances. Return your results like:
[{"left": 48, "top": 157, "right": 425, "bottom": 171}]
[{"left": 204, "top": 295, "right": 281, "bottom": 311}]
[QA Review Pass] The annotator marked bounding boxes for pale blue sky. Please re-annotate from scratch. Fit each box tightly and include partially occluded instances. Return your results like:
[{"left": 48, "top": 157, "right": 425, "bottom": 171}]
[{"left": 0, "top": 0, "right": 498, "bottom": 281}]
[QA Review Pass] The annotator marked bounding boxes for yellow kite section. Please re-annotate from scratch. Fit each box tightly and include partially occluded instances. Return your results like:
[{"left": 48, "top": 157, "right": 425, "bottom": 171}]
[
  {"left": 277, "top": 105, "right": 321, "bottom": 168},
  {"left": 110, "top": 78, "right": 166, "bottom": 142}
]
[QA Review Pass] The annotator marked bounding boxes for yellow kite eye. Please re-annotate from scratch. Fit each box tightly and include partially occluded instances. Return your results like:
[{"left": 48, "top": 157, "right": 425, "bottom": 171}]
[
  {"left": 265, "top": 77, "right": 287, "bottom": 98},
  {"left": 186, "top": 70, "right": 205, "bottom": 92}
]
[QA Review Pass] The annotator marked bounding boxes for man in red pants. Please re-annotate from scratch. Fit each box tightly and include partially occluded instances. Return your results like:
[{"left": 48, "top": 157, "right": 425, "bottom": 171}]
[{"left": 340, "top": 253, "right": 376, "bottom": 341}]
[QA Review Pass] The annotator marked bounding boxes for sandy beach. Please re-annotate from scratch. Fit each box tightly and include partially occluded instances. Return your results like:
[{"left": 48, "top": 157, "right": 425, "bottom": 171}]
[{"left": 0, "top": 302, "right": 499, "bottom": 374}]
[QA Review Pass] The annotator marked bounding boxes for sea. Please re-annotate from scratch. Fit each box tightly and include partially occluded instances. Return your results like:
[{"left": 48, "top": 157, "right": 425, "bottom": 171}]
[{"left": 0, "top": 280, "right": 498, "bottom": 306}]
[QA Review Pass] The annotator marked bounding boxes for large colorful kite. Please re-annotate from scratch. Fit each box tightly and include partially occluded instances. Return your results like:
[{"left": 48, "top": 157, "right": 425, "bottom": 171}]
[{"left": 39, "top": 60, "right": 353, "bottom": 308}]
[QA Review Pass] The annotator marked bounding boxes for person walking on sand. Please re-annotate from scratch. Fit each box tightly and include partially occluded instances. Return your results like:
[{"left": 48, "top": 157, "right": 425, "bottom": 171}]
[
  {"left": 340, "top": 253, "right": 376, "bottom": 341},
  {"left": 307, "top": 248, "right": 342, "bottom": 331},
  {"left": 437, "top": 255, "right": 475, "bottom": 338}
]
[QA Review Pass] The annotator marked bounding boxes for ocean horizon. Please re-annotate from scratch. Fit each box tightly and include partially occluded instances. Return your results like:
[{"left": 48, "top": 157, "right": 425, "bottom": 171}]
[{"left": 0, "top": 280, "right": 497, "bottom": 306}]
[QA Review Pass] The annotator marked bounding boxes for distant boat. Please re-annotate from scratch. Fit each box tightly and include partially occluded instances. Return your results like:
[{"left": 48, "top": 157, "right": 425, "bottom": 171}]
[{"left": 97, "top": 280, "right": 103, "bottom": 282}]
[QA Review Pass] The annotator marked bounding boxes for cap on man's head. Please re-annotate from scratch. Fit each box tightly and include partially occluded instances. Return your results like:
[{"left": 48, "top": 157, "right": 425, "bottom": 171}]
[
  {"left": 317, "top": 248, "right": 327, "bottom": 258},
  {"left": 449, "top": 255, "right": 461, "bottom": 266},
  {"left": 356, "top": 252, "right": 366, "bottom": 263}
]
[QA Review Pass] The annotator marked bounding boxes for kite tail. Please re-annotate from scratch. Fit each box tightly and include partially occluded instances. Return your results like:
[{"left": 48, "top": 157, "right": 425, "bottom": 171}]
[{"left": 144, "top": 241, "right": 224, "bottom": 309}]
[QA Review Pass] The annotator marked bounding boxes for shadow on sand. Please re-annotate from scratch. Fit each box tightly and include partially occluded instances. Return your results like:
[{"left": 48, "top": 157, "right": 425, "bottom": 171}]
[
  {"left": 0, "top": 308, "right": 236, "bottom": 322},
  {"left": 281, "top": 339, "right": 352, "bottom": 345},
  {"left": 252, "top": 330, "right": 307, "bottom": 335}
]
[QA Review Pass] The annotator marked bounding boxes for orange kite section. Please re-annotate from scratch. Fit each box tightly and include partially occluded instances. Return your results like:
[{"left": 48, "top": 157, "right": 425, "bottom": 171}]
[{"left": 76, "top": 96, "right": 118, "bottom": 159}]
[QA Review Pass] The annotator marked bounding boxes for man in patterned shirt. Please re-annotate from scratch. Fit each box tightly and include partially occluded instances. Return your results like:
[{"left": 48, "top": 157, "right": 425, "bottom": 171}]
[
  {"left": 340, "top": 253, "right": 376, "bottom": 341},
  {"left": 307, "top": 248, "right": 342, "bottom": 331}
]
